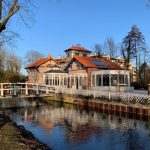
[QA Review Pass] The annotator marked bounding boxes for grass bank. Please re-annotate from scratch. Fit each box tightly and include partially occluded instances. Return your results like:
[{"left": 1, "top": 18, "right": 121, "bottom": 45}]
[{"left": 0, "top": 113, "right": 51, "bottom": 150}]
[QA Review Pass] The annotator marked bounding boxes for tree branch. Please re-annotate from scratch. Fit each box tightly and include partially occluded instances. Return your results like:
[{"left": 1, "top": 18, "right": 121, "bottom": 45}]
[
  {"left": 0, "top": 2, "right": 20, "bottom": 33},
  {"left": 8, "top": 0, "right": 18, "bottom": 14},
  {"left": 0, "top": 0, "right": 2, "bottom": 20}
]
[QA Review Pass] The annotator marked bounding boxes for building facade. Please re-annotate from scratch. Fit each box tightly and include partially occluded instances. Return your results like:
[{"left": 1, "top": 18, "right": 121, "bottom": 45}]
[{"left": 25, "top": 46, "right": 131, "bottom": 91}]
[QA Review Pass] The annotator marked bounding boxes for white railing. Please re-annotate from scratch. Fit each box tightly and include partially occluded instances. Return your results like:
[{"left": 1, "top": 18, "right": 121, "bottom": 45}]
[
  {"left": 0, "top": 83, "right": 57, "bottom": 96},
  {"left": 0, "top": 83, "right": 150, "bottom": 105},
  {"left": 59, "top": 88, "right": 150, "bottom": 104}
]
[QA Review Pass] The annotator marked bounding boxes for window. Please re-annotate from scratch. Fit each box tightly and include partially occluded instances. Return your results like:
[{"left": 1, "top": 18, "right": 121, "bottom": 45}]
[
  {"left": 53, "top": 78, "right": 55, "bottom": 85},
  {"left": 55, "top": 77, "right": 58, "bottom": 85},
  {"left": 75, "top": 52, "right": 79, "bottom": 56},
  {"left": 76, "top": 64, "right": 80, "bottom": 69},
  {"left": 64, "top": 77, "right": 67, "bottom": 86},
  {"left": 58, "top": 77, "right": 60, "bottom": 85},
  {"left": 92, "top": 75, "right": 95, "bottom": 86},
  {"left": 119, "top": 75, "right": 124, "bottom": 84},
  {"left": 67, "top": 53, "right": 70, "bottom": 58},
  {"left": 49, "top": 79, "right": 52, "bottom": 85},
  {"left": 45, "top": 77, "right": 49, "bottom": 85},
  {"left": 96, "top": 75, "right": 101, "bottom": 86},
  {"left": 71, "top": 77, "right": 74, "bottom": 88},
  {"left": 83, "top": 54, "right": 87, "bottom": 56},
  {"left": 79, "top": 77, "right": 82, "bottom": 86},
  {"left": 111, "top": 74, "right": 118, "bottom": 86},
  {"left": 103, "top": 74, "right": 109, "bottom": 86},
  {"left": 125, "top": 75, "right": 128, "bottom": 85}
]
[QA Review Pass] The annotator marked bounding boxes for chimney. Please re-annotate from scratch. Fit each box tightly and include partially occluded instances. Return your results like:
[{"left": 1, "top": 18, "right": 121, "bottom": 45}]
[{"left": 47, "top": 54, "right": 52, "bottom": 59}]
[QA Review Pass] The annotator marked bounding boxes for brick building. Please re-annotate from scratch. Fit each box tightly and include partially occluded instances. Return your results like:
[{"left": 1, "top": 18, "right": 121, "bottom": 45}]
[
  {"left": 25, "top": 54, "right": 66, "bottom": 84},
  {"left": 26, "top": 46, "right": 131, "bottom": 91}
]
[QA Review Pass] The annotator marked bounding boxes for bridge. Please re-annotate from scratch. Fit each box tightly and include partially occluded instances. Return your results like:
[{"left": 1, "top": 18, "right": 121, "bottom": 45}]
[{"left": 0, "top": 83, "right": 58, "bottom": 97}]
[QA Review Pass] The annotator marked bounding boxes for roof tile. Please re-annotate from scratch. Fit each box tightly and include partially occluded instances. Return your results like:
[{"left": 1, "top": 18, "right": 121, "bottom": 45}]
[
  {"left": 73, "top": 56, "right": 122, "bottom": 70},
  {"left": 65, "top": 46, "right": 91, "bottom": 53},
  {"left": 25, "top": 55, "right": 53, "bottom": 69}
]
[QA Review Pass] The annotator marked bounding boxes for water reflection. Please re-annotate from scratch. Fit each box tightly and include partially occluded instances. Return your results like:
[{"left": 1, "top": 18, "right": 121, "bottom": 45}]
[{"left": 1, "top": 100, "right": 150, "bottom": 150}]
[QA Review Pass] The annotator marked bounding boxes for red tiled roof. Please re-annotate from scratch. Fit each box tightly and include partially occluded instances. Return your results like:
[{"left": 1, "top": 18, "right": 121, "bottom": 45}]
[
  {"left": 65, "top": 46, "right": 91, "bottom": 53},
  {"left": 25, "top": 55, "right": 53, "bottom": 69},
  {"left": 54, "top": 58, "right": 67, "bottom": 64},
  {"left": 73, "top": 56, "right": 122, "bottom": 70}
]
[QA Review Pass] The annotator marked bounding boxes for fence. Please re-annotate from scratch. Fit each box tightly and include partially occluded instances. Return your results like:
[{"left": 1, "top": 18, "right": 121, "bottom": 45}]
[{"left": 59, "top": 88, "right": 150, "bottom": 104}]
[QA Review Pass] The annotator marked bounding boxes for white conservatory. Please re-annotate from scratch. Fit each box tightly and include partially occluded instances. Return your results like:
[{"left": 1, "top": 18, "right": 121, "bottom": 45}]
[{"left": 91, "top": 70, "right": 132, "bottom": 92}]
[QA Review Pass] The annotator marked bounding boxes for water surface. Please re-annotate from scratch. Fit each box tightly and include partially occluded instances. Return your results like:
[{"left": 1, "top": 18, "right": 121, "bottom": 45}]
[{"left": 1, "top": 99, "right": 150, "bottom": 150}]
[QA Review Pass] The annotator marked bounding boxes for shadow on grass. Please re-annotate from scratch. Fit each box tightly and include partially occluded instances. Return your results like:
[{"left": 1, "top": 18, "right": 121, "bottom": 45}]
[{"left": 0, "top": 113, "right": 11, "bottom": 129}]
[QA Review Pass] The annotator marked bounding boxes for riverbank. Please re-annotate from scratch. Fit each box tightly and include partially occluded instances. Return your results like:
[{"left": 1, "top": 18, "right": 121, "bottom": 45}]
[
  {"left": 41, "top": 93, "right": 150, "bottom": 118},
  {"left": 0, "top": 113, "right": 51, "bottom": 150}
]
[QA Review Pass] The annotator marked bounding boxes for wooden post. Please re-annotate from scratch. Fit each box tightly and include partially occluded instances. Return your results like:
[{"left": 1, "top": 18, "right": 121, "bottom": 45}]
[
  {"left": 14, "top": 84, "right": 17, "bottom": 96},
  {"left": 108, "top": 91, "right": 111, "bottom": 100},
  {"left": 46, "top": 86, "right": 49, "bottom": 95},
  {"left": 0, "top": 83, "right": 4, "bottom": 97},
  {"left": 148, "top": 84, "right": 150, "bottom": 96},
  {"left": 25, "top": 83, "right": 28, "bottom": 95},
  {"left": 36, "top": 84, "right": 39, "bottom": 95}
]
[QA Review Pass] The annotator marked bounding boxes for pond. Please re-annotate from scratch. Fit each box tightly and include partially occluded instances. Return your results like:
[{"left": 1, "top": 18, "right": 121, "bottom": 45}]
[{"left": 1, "top": 98, "right": 150, "bottom": 150}]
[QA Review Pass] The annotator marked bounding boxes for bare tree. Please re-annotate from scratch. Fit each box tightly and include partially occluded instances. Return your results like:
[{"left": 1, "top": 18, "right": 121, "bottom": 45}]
[
  {"left": 0, "top": 30, "right": 19, "bottom": 46},
  {"left": 122, "top": 25, "right": 145, "bottom": 82},
  {"left": 24, "top": 50, "right": 44, "bottom": 65},
  {"left": 0, "top": 0, "right": 32, "bottom": 33},
  {"left": 121, "top": 38, "right": 135, "bottom": 70},
  {"left": 93, "top": 44, "right": 103, "bottom": 57},
  {"left": 104, "top": 37, "right": 117, "bottom": 58},
  {"left": 0, "top": 0, "right": 33, "bottom": 47},
  {"left": 0, "top": 45, "right": 6, "bottom": 82}
]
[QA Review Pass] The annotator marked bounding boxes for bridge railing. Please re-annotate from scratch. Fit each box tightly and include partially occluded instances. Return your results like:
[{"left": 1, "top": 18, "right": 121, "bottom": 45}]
[
  {"left": 0, "top": 83, "right": 57, "bottom": 96},
  {"left": 1, "top": 83, "right": 150, "bottom": 105}
]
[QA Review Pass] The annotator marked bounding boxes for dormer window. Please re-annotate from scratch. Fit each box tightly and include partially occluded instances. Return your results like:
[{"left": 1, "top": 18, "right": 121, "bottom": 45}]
[
  {"left": 67, "top": 53, "right": 70, "bottom": 58},
  {"left": 75, "top": 52, "right": 79, "bottom": 56},
  {"left": 83, "top": 54, "right": 87, "bottom": 56}
]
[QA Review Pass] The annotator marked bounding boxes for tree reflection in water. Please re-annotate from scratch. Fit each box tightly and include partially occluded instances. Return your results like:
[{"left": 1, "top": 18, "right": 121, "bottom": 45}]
[
  {"left": 1, "top": 99, "right": 150, "bottom": 150},
  {"left": 122, "top": 121, "right": 144, "bottom": 150}
]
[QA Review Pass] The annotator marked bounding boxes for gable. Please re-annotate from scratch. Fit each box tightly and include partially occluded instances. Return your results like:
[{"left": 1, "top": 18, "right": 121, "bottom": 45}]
[
  {"left": 65, "top": 59, "right": 84, "bottom": 72},
  {"left": 41, "top": 59, "right": 57, "bottom": 67}
]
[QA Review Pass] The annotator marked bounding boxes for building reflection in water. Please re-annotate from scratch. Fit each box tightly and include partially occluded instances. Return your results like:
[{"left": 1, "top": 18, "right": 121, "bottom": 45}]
[{"left": 2, "top": 101, "right": 150, "bottom": 150}]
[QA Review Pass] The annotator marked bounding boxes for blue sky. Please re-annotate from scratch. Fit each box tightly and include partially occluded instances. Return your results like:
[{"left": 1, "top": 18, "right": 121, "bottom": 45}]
[{"left": 10, "top": 0, "right": 150, "bottom": 73}]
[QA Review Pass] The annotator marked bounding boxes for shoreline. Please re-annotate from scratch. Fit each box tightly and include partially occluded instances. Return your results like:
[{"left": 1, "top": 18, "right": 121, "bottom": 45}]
[
  {"left": 0, "top": 113, "right": 51, "bottom": 150},
  {"left": 1, "top": 94, "right": 150, "bottom": 149}
]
